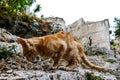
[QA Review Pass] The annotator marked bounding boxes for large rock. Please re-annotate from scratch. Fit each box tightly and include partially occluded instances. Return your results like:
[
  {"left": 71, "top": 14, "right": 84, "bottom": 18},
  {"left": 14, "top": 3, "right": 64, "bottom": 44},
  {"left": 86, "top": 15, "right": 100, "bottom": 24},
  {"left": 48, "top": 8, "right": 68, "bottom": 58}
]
[
  {"left": 0, "top": 70, "right": 86, "bottom": 80},
  {"left": 0, "top": 15, "right": 65, "bottom": 38},
  {"left": 0, "top": 28, "right": 18, "bottom": 42},
  {"left": 46, "top": 17, "right": 66, "bottom": 32},
  {"left": 85, "top": 46, "right": 115, "bottom": 56},
  {"left": 10, "top": 20, "right": 52, "bottom": 38},
  {"left": 0, "top": 15, "right": 14, "bottom": 29}
]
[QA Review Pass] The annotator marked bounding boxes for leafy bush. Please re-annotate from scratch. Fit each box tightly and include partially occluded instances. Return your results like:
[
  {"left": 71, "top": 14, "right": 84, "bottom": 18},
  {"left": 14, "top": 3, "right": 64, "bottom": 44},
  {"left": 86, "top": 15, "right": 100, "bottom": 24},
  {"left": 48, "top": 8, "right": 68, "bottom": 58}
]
[
  {"left": 85, "top": 72, "right": 103, "bottom": 80},
  {"left": 114, "top": 17, "right": 120, "bottom": 38},
  {"left": 0, "top": 45, "right": 16, "bottom": 60},
  {"left": 0, "top": 0, "right": 41, "bottom": 17},
  {"left": 0, "top": 0, "right": 36, "bottom": 13}
]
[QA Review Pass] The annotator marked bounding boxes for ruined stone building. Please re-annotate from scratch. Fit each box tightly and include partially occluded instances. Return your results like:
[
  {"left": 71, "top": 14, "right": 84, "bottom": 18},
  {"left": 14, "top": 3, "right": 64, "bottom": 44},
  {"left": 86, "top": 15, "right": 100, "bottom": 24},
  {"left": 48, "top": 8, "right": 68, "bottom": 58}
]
[{"left": 68, "top": 18, "right": 111, "bottom": 50}]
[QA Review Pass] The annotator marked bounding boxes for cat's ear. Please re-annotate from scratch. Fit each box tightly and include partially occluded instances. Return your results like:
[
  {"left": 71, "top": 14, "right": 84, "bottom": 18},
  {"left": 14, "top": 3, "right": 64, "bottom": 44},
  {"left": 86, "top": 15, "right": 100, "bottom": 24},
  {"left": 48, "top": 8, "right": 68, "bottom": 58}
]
[{"left": 17, "top": 38, "right": 27, "bottom": 46}]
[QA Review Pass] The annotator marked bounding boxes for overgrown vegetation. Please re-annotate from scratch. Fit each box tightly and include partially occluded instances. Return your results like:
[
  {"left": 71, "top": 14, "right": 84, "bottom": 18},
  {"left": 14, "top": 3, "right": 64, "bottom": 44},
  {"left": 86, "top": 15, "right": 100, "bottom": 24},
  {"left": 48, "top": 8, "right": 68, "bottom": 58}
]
[
  {"left": 0, "top": 0, "right": 40, "bottom": 13},
  {"left": 110, "top": 40, "right": 119, "bottom": 46},
  {"left": 0, "top": 0, "right": 42, "bottom": 24},
  {"left": 85, "top": 72, "right": 103, "bottom": 80},
  {"left": 114, "top": 17, "right": 120, "bottom": 38},
  {"left": 0, "top": 45, "right": 16, "bottom": 60}
]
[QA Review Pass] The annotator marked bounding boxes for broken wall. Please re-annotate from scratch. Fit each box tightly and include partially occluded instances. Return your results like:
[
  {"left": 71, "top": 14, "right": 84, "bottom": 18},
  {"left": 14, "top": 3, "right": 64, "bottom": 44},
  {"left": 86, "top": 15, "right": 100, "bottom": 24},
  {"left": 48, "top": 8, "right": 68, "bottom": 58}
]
[{"left": 68, "top": 18, "right": 111, "bottom": 50}]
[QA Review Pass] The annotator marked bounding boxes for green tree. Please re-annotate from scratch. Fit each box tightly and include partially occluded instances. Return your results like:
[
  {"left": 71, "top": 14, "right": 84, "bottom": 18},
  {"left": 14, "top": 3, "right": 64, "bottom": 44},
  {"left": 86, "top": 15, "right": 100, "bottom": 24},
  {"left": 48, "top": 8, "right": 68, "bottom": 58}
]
[
  {"left": 0, "top": 0, "right": 41, "bottom": 13},
  {"left": 114, "top": 17, "right": 120, "bottom": 38}
]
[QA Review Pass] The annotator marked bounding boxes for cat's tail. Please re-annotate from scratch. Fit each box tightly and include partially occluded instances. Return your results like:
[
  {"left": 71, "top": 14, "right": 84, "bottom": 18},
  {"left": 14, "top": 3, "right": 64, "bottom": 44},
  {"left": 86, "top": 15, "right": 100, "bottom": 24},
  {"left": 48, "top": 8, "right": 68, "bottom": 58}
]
[
  {"left": 78, "top": 45, "right": 105, "bottom": 70},
  {"left": 81, "top": 53, "right": 105, "bottom": 70}
]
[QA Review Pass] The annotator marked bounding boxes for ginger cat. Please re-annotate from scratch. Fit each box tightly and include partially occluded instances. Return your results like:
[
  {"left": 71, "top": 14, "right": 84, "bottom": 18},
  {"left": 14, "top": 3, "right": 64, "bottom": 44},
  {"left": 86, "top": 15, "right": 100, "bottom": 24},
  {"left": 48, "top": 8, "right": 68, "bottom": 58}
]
[{"left": 17, "top": 31, "right": 105, "bottom": 70}]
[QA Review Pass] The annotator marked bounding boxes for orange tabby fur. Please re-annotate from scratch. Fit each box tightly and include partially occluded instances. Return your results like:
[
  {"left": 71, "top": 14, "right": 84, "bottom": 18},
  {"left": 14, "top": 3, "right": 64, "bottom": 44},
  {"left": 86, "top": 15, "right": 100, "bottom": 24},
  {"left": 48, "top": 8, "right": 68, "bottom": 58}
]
[{"left": 17, "top": 31, "right": 105, "bottom": 70}]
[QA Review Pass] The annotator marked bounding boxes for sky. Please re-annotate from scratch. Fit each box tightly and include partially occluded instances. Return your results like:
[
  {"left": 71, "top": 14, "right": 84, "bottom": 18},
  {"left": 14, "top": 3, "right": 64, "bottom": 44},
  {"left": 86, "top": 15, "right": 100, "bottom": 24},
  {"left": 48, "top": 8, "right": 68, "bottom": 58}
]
[{"left": 30, "top": 0, "right": 120, "bottom": 26}]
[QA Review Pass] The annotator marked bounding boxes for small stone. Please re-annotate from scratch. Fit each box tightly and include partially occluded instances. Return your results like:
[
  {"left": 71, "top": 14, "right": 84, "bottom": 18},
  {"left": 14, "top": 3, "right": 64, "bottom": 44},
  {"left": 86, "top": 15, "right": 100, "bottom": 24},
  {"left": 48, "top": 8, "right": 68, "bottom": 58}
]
[{"left": 6, "top": 69, "right": 13, "bottom": 74}]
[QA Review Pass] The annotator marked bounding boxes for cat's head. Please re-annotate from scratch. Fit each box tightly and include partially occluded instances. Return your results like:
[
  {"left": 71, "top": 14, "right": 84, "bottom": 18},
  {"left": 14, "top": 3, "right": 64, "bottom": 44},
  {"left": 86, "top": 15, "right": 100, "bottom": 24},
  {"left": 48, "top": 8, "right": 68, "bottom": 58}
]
[
  {"left": 17, "top": 38, "right": 28, "bottom": 48},
  {"left": 17, "top": 38, "right": 37, "bottom": 62}
]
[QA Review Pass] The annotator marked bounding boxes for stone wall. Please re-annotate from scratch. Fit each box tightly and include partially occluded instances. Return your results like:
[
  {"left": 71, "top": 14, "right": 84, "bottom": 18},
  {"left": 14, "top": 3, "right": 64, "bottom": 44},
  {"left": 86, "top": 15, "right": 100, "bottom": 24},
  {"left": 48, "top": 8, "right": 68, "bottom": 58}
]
[{"left": 68, "top": 18, "right": 111, "bottom": 49}]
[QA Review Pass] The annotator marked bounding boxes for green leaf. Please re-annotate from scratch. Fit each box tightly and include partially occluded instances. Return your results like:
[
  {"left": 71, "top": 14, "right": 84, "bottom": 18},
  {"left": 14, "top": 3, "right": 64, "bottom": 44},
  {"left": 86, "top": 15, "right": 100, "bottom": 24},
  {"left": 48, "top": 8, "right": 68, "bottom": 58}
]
[{"left": 34, "top": 4, "right": 41, "bottom": 13}]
